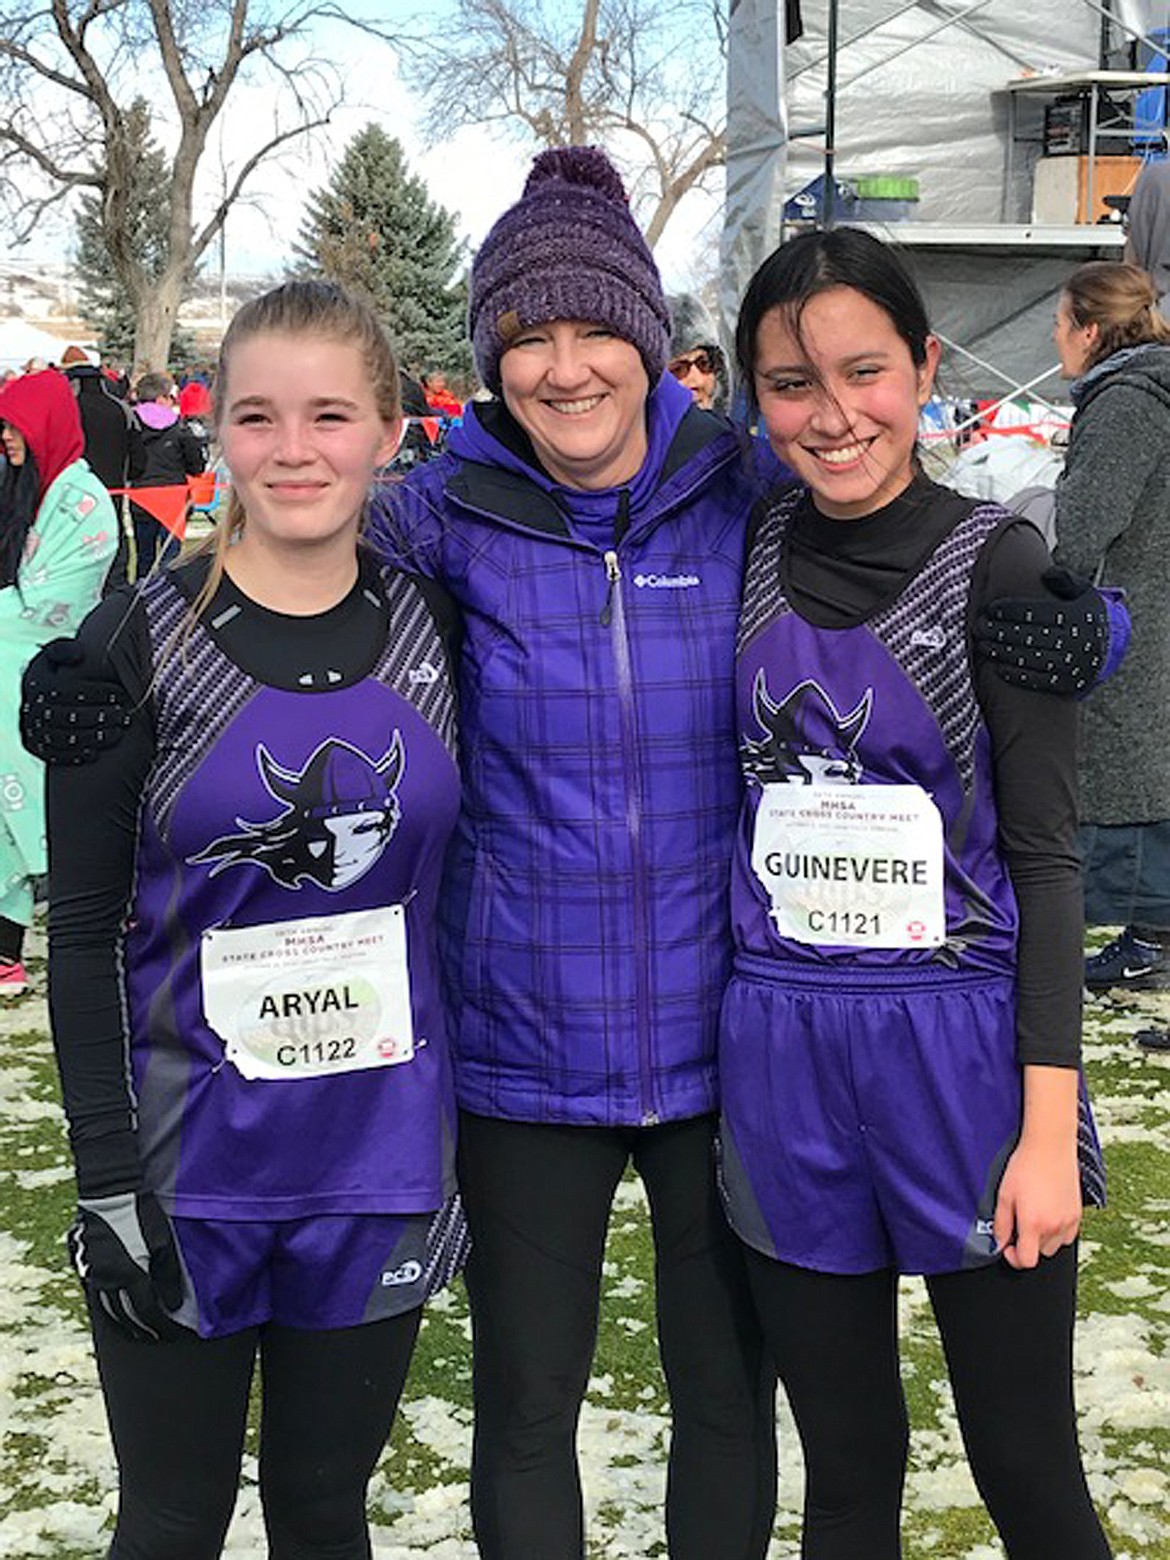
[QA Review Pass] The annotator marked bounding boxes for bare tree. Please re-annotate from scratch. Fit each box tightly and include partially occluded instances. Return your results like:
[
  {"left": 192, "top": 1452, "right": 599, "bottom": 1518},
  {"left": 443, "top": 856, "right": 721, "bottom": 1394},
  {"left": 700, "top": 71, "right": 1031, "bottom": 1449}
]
[
  {"left": 405, "top": 0, "right": 725, "bottom": 248},
  {"left": 0, "top": 0, "right": 384, "bottom": 368}
]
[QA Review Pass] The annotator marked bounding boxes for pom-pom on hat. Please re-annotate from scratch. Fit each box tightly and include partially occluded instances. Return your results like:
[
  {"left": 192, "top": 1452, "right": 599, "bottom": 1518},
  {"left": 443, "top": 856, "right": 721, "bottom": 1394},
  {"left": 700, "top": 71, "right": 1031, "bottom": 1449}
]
[{"left": 469, "top": 146, "right": 671, "bottom": 396}]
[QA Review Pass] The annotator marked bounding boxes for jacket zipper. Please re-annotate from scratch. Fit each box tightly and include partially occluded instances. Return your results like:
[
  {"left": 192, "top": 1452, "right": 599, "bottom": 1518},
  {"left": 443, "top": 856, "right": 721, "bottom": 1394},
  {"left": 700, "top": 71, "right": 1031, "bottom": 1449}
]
[{"left": 603, "top": 517, "right": 658, "bottom": 1126}]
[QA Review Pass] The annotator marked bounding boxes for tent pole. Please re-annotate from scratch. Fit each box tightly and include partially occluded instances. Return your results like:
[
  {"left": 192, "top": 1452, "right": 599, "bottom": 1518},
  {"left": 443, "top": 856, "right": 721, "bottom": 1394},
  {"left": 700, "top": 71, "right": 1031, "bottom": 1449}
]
[{"left": 822, "top": 0, "right": 839, "bottom": 227}]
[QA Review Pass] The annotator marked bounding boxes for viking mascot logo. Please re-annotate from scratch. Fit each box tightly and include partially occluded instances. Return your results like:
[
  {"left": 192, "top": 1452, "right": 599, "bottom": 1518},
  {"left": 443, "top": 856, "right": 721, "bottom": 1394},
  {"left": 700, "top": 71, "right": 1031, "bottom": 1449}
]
[
  {"left": 742, "top": 672, "right": 872, "bottom": 786},
  {"left": 191, "top": 734, "right": 405, "bottom": 890}
]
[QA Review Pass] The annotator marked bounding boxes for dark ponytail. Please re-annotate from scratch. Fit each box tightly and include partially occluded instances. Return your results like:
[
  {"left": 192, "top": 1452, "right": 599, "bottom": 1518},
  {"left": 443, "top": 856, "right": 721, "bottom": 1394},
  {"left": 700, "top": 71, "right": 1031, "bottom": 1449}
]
[{"left": 0, "top": 451, "right": 41, "bottom": 589}]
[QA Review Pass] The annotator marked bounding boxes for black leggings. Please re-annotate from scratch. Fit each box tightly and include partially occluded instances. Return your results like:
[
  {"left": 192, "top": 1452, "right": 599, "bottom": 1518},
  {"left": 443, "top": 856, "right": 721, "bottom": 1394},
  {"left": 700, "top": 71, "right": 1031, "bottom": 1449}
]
[
  {"left": 130, "top": 503, "right": 181, "bottom": 580},
  {"left": 91, "top": 1302, "right": 420, "bottom": 1559},
  {"left": 0, "top": 915, "right": 24, "bottom": 962},
  {"left": 745, "top": 1244, "right": 1111, "bottom": 1559},
  {"left": 457, "top": 1111, "right": 778, "bottom": 1560}
]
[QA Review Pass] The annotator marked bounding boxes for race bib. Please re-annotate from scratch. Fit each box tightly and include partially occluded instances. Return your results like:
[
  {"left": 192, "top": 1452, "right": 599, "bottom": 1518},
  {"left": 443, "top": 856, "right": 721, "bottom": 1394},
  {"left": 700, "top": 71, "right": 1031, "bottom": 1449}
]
[
  {"left": 750, "top": 784, "right": 946, "bottom": 949},
  {"left": 201, "top": 905, "right": 415, "bottom": 1081}
]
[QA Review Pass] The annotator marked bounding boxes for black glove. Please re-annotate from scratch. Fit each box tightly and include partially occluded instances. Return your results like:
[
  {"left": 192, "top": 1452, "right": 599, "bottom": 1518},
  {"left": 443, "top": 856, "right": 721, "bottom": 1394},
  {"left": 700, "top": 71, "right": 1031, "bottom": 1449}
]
[
  {"left": 20, "top": 637, "right": 131, "bottom": 765},
  {"left": 67, "top": 1191, "right": 187, "bottom": 1342},
  {"left": 973, "top": 567, "right": 1112, "bottom": 696}
]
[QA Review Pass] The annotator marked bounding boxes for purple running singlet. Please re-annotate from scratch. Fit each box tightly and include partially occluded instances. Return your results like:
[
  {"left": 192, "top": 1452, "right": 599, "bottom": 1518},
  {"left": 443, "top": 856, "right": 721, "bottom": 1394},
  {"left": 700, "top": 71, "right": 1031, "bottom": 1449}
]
[{"left": 720, "top": 498, "right": 1033, "bottom": 1275}]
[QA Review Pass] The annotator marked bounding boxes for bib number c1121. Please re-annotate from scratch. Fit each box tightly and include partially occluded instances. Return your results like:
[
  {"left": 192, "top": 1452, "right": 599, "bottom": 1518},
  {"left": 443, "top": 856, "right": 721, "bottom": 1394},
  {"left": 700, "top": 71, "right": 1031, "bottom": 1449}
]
[{"left": 750, "top": 783, "right": 946, "bottom": 950}]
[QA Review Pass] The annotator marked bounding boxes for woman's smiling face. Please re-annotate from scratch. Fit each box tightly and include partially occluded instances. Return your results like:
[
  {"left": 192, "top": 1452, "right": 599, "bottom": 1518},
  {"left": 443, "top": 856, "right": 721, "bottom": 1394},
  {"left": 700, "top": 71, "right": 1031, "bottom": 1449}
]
[
  {"left": 218, "top": 330, "right": 399, "bottom": 554},
  {"left": 753, "top": 286, "right": 939, "bottom": 520},
  {"left": 498, "top": 320, "right": 649, "bottom": 490}
]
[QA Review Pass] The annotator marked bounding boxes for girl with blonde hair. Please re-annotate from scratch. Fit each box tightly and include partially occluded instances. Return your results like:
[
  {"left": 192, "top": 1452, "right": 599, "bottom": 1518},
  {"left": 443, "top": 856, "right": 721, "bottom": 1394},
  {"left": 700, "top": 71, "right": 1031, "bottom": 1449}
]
[{"left": 46, "top": 279, "right": 466, "bottom": 1558}]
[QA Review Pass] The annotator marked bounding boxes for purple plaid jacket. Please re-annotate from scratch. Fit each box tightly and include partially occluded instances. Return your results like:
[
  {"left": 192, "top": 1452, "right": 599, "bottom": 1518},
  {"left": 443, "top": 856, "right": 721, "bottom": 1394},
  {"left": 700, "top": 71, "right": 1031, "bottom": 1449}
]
[{"left": 367, "top": 374, "right": 777, "bottom": 1125}]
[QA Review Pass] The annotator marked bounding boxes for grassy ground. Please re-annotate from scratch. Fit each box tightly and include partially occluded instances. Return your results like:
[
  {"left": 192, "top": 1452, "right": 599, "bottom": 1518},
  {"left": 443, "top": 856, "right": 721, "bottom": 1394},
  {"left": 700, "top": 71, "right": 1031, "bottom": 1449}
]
[{"left": 1, "top": 924, "right": 1167, "bottom": 1558}]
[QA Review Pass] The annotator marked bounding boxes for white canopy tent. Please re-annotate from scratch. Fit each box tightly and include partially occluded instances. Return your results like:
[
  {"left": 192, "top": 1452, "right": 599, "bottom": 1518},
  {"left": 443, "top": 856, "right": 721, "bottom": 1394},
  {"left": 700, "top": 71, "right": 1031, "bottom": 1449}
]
[{"left": 0, "top": 318, "right": 71, "bottom": 373}]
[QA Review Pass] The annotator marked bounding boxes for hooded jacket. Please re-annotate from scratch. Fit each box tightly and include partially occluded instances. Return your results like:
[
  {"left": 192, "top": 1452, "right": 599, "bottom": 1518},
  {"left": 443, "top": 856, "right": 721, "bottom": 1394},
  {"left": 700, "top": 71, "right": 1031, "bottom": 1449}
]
[
  {"left": 64, "top": 362, "right": 137, "bottom": 492},
  {"left": 0, "top": 368, "right": 85, "bottom": 500},
  {"left": 130, "top": 400, "right": 207, "bottom": 491},
  {"left": 667, "top": 293, "right": 729, "bottom": 413},
  {"left": 0, "top": 370, "right": 116, "bottom": 924},
  {"left": 1055, "top": 343, "right": 1170, "bottom": 823},
  {"left": 367, "top": 372, "right": 778, "bottom": 1125}
]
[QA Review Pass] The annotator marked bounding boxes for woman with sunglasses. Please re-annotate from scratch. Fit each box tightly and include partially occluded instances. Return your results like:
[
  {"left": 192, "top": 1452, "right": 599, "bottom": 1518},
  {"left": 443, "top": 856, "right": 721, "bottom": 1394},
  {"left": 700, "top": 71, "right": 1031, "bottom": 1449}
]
[{"left": 666, "top": 295, "right": 728, "bottom": 412}]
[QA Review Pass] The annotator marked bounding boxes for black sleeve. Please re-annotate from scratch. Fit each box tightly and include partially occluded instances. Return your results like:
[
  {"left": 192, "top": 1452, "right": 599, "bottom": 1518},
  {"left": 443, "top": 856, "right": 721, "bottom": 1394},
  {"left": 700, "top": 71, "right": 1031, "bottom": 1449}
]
[
  {"left": 47, "top": 592, "right": 156, "bottom": 1197},
  {"left": 127, "top": 421, "right": 147, "bottom": 483},
  {"left": 971, "top": 520, "right": 1083, "bottom": 1068}
]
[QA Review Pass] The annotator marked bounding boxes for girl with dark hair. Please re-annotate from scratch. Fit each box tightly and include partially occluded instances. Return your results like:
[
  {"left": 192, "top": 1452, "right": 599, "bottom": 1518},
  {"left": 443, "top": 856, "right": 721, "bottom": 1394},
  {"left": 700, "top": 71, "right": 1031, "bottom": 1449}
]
[
  {"left": 720, "top": 227, "right": 1112, "bottom": 1557},
  {"left": 0, "top": 369, "right": 116, "bottom": 993},
  {"left": 1052, "top": 262, "right": 1170, "bottom": 1045},
  {"left": 45, "top": 280, "right": 467, "bottom": 1558}
]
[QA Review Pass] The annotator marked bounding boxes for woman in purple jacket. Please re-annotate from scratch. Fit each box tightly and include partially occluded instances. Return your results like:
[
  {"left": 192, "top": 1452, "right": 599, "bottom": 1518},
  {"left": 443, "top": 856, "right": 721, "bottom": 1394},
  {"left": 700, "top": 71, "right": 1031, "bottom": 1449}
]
[{"left": 369, "top": 147, "right": 780, "bottom": 1560}]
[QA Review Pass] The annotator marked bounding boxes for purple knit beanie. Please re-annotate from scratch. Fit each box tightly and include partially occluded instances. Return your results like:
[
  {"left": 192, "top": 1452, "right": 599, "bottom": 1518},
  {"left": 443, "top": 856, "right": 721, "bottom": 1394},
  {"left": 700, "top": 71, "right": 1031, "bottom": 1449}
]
[{"left": 469, "top": 146, "right": 671, "bottom": 395}]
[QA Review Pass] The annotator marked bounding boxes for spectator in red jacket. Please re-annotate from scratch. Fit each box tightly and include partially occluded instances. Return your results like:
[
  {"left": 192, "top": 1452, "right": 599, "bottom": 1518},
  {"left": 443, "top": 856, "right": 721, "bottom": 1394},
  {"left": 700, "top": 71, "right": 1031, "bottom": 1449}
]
[{"left": 421, "top": 370, "right": 463, "bottom": 419}]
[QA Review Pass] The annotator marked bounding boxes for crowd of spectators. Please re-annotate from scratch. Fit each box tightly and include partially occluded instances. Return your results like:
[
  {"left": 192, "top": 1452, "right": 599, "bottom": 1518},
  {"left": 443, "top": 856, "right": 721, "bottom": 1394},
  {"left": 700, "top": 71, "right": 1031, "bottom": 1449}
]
[{"left": 2, "top": 351, "right": 213, "bottom": 583}]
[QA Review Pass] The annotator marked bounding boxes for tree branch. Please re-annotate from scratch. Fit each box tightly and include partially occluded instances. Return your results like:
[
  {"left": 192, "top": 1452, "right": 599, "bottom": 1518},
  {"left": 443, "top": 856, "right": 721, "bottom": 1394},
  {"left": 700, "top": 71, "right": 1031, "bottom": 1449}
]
[
  {"left": 190, "top": 111, "right": 332, "bottom": 263},
  {"left": 0, "top": 173, "right": 94, "bottom": 244},
  {"left": 147, "top": 0, "right": 200, "bottom": 119},
  {"left": 0, "top": 37, "right": 93, "bottom": 99},
  {"left": 564, "top": 0, "right": 601, "bottom": 143},
  {"left": 47, "top": 0, "right": 120, "bottom": 123},
  {"left": 406, "top": 0, "right": 724, "bottom": 241},
  {"left": 0, "top": 124, "right": 99, "bottom": 191}
]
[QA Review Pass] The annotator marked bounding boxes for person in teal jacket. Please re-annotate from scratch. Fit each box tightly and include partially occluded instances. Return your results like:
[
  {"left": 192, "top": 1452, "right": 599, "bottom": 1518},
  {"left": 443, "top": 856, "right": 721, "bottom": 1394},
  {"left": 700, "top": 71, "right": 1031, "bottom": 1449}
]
[{"left": 0, "top": 368, "right": 116, "bottom": 992}]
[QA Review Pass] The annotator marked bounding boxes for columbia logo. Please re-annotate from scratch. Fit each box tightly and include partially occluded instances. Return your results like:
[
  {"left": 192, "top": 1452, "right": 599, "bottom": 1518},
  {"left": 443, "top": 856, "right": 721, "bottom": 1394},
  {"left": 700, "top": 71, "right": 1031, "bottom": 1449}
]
[
  {"left": 408, "top": 662, "right": 440, "bottom": 685},
  {"left": 909, "top": 626, "right": 946, "bottom": 650},
  {"left": 633, "top": 572, "right": 701, "bottom": 589}
]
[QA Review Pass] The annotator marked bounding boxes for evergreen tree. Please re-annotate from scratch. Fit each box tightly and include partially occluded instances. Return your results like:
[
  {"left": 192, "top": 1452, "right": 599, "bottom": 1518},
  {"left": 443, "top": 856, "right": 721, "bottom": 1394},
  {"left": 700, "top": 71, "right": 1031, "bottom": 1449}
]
[
  {"left": 73, "top": 100, "right": 197, "bottom": 371},
  {"left": 295, "top": 126, "right": 471, "bottom": 381}
]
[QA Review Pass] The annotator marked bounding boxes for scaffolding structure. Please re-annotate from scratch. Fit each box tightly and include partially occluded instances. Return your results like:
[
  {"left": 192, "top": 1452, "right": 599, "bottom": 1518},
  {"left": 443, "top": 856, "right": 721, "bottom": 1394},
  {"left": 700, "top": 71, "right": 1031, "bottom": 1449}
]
[{"left": 721, "top": 1, "right": 1170, "bottom": 402}]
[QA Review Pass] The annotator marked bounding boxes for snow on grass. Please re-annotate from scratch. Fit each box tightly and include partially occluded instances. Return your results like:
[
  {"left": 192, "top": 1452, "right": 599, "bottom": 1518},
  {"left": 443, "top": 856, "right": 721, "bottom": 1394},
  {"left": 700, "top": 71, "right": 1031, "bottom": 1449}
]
[{"left": 2, "top": 924, "right": 1168, "bottom": 1558}]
